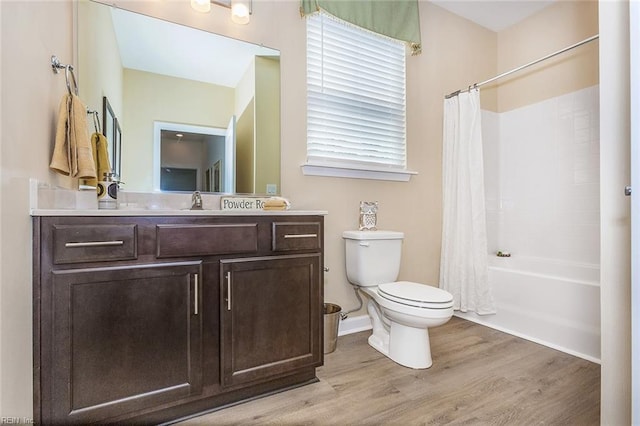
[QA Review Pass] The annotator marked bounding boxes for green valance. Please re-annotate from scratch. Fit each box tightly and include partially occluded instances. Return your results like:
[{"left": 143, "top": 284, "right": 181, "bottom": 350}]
[{"left": 300, "top": 0, "right": 422, "bottom": 55}]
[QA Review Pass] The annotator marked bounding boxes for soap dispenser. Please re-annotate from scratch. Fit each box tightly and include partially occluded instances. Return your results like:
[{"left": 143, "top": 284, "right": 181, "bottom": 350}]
[{"left": 97, "top": 172, "right": 118, "bottom": 209}]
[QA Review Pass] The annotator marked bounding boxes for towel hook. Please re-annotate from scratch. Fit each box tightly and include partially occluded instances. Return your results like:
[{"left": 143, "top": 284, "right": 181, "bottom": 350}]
[{"left": 51, "top": 55, "right": 79, "bottom": 96}]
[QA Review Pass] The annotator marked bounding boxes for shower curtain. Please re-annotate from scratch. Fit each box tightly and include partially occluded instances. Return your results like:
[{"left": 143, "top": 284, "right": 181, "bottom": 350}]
[{"left": 439, "top": 89, "right": 495, "bottom": 315}]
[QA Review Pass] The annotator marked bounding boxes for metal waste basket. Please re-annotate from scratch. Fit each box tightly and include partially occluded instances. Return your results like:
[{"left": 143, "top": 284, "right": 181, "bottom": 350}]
[{"left": 323, "top": 303, "right": 342, "bottom": 354}]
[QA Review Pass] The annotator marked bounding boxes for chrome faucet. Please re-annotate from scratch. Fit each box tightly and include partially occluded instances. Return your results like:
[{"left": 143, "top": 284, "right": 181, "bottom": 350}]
[{"left": 191, "top": 191, "right": 203, "bottom": 210}]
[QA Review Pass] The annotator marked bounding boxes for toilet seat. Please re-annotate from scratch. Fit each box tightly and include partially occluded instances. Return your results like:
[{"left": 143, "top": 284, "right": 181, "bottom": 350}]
[{"left": 378, "top": 281, "right": 453, "bottom": 309}]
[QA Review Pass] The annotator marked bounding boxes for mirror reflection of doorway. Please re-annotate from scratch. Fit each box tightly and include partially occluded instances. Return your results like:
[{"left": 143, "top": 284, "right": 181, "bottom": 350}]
[
  {"left": 153, "top": 121, "right": 235, "bottom": 193},
  {"left": 160, "top": 167, "right": 197, "bottom": 191}
]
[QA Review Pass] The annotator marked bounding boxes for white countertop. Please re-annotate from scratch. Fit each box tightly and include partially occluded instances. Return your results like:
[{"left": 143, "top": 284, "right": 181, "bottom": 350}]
[
  {"left": 30, "top": 181, "right": 327, "bottom": 217},
  {"left": 31, "top": 208, "right": 328, "bottom": 217}
]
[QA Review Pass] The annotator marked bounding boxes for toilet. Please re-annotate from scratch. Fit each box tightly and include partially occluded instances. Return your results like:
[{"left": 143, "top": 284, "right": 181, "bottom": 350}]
[{"left": 343, "top": 230, "right": 454, "bottom": 369}]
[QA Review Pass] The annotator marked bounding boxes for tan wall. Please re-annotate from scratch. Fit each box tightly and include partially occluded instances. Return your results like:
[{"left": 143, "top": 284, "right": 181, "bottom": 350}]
[
  {"left": 254, "top": 56, "right": 280, "bottom": 194},
  {"left": 0, "top": 0, "right": 74, "bottom": 417},
  {"left": 78, "top": 0, "right": 123, "bottom": 132},
  {"left": 122, "top": 69, "right": 234, "bottom": 191},
  {"left": 429, "top": 5, "right": 498, "bottom": 110},
  {"left": 236, "top": 100, "right": 255, "bottom": 193},
  {"left": 233, "top": 57, "right": 256, "bottom": 193},
  {"left": 235, "top": 57, "right": 254, "bottom": 118},
  {"left": 496, "top": 0, "right": 599, "bottom": 112}
]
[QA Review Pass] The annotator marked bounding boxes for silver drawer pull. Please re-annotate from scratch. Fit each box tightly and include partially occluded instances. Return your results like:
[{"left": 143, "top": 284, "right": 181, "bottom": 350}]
[
  {"left": 226, "top": 272, "right": 232, "bottom": 311},
  {"left": 283, "top": 234, "right": 317, "bottom": 239},
  {"left": 194, "top": 274, "right": 199, "bottom": 316},
  {"left": 65, "top": 240, "right": 124, "bottom": 248}
]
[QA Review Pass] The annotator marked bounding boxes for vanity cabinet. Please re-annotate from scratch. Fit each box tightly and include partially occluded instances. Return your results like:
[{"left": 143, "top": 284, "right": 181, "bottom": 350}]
[
  {"left": 220, "top": 254, "right": 321, "bottom": 387},
  {"left": 47, "top": 262, "right": 202, "bottom": 424},
  {"left": 33, "top": 214, "right": 324, "bottom": 425}
]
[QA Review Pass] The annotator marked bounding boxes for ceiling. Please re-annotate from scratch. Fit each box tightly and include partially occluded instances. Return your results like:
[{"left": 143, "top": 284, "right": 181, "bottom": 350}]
[
  {"left": 430, "top": 0, "right": 556, "bottom": 32},
  {"left": 110, "top": 7, "right": 279, "bottom": 88}
]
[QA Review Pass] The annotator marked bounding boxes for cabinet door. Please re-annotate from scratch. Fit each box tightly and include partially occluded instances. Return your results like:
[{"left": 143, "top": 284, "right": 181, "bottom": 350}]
[
  {"left": 47, "top": 261, "right": 202, "bottom": 424},
  {"left": 220, "top": 254, "right": 322, "bottom": 387}
]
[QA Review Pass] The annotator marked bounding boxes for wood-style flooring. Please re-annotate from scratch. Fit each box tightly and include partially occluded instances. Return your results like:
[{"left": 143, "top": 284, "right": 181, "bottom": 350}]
[{"left": 180, "top": 317, "right": 600, "bottom": 425}]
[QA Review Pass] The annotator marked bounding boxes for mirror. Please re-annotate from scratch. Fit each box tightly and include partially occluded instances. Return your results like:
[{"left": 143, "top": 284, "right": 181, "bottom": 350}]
[{"left": 77, "top": 0, "right": 281, "bottom": 194}]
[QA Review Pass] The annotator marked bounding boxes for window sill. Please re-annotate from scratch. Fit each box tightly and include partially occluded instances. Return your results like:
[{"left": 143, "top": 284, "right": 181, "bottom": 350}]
[{"left": 301, "top": 163, "right": 417, "bottom": 182}]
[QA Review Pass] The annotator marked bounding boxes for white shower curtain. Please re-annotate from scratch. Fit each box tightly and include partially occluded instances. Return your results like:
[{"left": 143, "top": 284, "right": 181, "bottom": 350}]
[{"left": 439, "top": 89, "right": 495, "bottom": 315}]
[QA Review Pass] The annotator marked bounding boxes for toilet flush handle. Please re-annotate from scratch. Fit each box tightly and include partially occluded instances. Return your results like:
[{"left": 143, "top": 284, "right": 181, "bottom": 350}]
[{"left": 359, "top": 241, "right": 370, "bottom": 247}]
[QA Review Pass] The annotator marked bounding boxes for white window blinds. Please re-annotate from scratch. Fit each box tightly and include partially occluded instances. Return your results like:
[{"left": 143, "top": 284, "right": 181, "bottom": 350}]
[{"left": 306, "top": 12, "right": 407, "bottom": 170}]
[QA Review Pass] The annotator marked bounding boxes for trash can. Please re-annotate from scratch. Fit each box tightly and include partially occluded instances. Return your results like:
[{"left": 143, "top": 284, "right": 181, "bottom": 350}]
[{"left": 323, "top": 303, "right": 342, "bottom": 354}]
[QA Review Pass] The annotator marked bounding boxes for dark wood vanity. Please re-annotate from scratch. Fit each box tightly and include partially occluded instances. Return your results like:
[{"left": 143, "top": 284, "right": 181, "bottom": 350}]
[{"left": 32, "top": 213, "right": 324, "bottom": 424}]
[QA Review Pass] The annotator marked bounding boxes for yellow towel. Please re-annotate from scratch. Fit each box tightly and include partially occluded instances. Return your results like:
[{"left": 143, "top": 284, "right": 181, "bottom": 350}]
[
  {"left": 49, "top": 94, "right": 97, "bottom": 179},
  {"left": 49, "top": 95, "right": 72, "bottom": 175},
  {"left": 72, "top": 95, "right": 96, "bottom": 179},
  {"left": 85, "top": 133, "right": 112, "bottom": 187}
]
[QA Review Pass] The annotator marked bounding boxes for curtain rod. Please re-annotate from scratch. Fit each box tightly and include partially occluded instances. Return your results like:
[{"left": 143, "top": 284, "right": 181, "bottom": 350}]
[{"left": 445, "top": 34, "right": 599, "bottom": 99}]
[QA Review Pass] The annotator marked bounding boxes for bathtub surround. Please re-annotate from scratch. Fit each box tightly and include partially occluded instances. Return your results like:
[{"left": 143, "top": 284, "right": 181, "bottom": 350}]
[
  {"left": 484, "top": 85, "right": 600, "bottom": 265},
  {"left": 457, "top": 85, "right": 601, "bottom": 362},
  {"left": 440, "top": 88, "right": 495, "bottom": 315}
]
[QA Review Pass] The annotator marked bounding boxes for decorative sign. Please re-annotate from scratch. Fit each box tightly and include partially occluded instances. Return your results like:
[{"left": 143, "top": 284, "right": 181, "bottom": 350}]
[
  {"left": 220, "top": 196, "right": 271, "bottom": 211},
  {"left": 359, "top": 201, "right": 378, "bottom": 231}
]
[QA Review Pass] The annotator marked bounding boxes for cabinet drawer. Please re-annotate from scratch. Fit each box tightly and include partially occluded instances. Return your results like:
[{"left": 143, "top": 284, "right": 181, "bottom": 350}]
[
  {"left": 53, "top": 224, "right": 137, "bottom": 264},
  {"left": 272, "top": 222, "right": 321, "bottom": 252},
  {"left": 156, "top": 224, "right": 258, "bottom": 258}
]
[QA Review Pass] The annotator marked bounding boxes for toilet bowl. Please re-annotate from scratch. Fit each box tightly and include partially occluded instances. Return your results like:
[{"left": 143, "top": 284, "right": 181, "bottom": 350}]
[{"left": 343, "top": 231, "right": 453, "bottom": 369}]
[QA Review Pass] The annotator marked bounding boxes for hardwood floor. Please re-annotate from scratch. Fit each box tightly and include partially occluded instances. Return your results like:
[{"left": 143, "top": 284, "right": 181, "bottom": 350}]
[{"left": 180, "top": 317, "right": 600, "bottom": 425}]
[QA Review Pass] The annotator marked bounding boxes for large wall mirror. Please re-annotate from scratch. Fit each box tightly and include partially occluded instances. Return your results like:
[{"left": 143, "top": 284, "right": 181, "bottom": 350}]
[{"left": 77, "top": 0, "right": 281, "bottom": 195}]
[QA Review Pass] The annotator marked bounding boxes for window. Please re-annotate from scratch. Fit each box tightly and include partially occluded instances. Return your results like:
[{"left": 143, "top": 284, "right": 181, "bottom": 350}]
[{"left": 304, "top": 12, "right": 414, "bottom": 181}]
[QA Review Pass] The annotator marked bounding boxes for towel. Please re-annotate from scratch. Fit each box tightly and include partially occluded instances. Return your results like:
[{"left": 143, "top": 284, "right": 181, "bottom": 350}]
[
  {"left": 49, "top": 95, "right": 72, "bottom": 175},
  {"left": 50, "top": 93, "right": 97, "bottom": 179},
  {"left": 263, "top": 197, "right": 290, "bottom": 211},
  {"left": 84, "top": 133, "right": 112, "bottom": 187}
]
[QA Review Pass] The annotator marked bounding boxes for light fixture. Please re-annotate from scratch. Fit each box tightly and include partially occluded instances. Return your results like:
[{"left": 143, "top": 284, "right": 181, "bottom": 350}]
[
  {"left": 190, "top": 0, "right": 211, "bottom": 13},
  {"left": 190, "top": 0, "right": 252, "bottom": 25},
  {"left": 231, "top": 0, "right": 251, "bottom": 25}
]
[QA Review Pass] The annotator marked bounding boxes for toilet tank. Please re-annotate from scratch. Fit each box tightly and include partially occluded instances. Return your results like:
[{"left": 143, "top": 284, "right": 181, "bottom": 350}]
[{"left": 342, "top": 230, "right": 404, "bottom": 286}]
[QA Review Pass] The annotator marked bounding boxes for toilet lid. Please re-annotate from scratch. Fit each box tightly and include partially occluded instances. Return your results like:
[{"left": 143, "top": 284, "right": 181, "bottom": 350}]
[{"left": 378, "top": 281, "right": 453, "bottom": 309}]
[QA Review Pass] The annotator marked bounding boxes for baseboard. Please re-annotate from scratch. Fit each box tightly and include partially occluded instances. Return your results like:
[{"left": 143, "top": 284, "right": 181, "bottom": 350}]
[
  {"left": 338, "top": 314, "right": 372, "bottom": 336},
  {"left": 334, "top": 312, "right": 600, "bottom": 364}
]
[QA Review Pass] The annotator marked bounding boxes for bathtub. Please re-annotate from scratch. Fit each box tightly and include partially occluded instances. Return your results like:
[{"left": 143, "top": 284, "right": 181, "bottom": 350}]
[{"left": 455, "top": 255, "right": 601, "bottom": 363}]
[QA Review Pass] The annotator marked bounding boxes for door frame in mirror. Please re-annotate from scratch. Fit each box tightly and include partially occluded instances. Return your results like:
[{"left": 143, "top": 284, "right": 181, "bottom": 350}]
[{"left": 153, "top": 121, "right": 227, "bottom": 192}]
